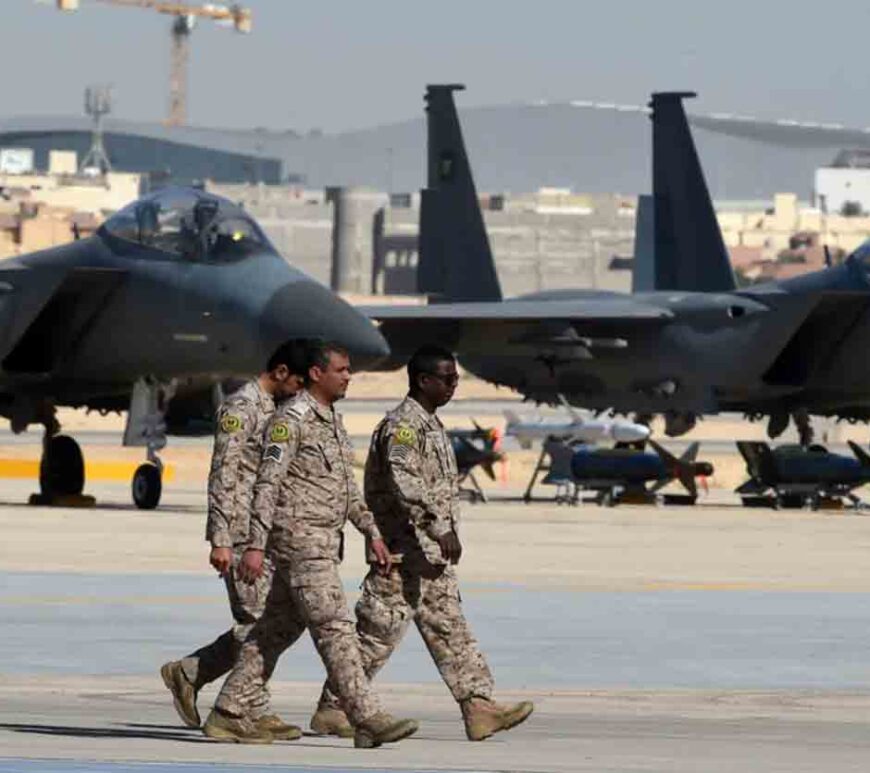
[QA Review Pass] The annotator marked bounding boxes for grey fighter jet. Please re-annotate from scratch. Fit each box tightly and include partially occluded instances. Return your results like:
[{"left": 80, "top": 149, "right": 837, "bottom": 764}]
[
  {"left": 368, "top": 84, "right": 870, "bottom": 443},
  {"left": 0, "top": 186, "right": 387, "bottom": 508}
]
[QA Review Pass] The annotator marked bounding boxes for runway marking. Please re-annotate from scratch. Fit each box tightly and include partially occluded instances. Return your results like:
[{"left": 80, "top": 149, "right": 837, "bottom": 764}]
[{"left": 0, "top": 459, "right": 175, "bottom": 483}]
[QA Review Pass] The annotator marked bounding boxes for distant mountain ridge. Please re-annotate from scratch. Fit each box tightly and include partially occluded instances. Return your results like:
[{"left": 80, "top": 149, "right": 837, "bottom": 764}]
[
  {"left": 284, "top": 103, "right": 837, "bottom": 199},
  {"left": 1, "top": 103, "right": 837, "bottom": 198}
]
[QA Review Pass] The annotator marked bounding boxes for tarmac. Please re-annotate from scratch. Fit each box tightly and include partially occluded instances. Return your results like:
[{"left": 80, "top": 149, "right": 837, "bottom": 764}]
[{"left": 5, "top": 467, "right": 870, "bottom": 772}]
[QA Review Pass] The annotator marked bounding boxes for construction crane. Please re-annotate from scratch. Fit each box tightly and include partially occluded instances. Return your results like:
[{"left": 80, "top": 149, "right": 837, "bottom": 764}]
[{"left": 55, "top": 0, "right": 252, "bottom": 127}]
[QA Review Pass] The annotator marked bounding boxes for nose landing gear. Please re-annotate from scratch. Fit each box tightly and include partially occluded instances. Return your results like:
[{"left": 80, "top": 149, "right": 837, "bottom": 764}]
[
  {"left": 124, "top": 377, "right": 175, "bottom": 510},
  {"left": 132, "top": 459, "right": 162, "bottom": 510}
]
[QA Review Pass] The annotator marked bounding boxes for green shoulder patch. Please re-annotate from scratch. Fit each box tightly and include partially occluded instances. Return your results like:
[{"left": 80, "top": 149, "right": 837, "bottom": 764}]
[
  {"left": 270, "top": 420, "right": 291, "bottom": 443},
  {"left": 394, "top": 424, "right": 417, "bottom": 446},
  {"left": 220, "top": 414, "right": 243, "bottom": 434}
]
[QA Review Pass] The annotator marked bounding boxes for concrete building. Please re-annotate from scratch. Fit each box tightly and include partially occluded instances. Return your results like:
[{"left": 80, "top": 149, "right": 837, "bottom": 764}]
[
  {"left": 0, "top": 169, "right": 141, "bottom": 258},
  {"left": 814, "top": 150, "right": 870, "bottom": 215},
  {"left": 210, "top": 182, "right": 636, "bottom": 295}
]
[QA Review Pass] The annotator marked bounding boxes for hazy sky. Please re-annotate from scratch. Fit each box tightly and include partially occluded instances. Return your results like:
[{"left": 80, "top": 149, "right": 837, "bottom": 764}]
[{"left": 5, "top": 0, "right": 870, "bottom": 133}]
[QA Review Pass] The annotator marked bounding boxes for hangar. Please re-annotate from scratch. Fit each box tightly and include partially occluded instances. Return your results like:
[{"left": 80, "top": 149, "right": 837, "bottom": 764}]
[{"left": 0, "top": 115, "right": 285, "bottom": 187}]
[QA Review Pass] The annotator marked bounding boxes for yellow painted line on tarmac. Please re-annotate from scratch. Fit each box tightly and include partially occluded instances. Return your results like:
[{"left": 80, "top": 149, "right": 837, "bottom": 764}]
[{"left": 0, "top": 458, "right": 174, "bottom": 482}]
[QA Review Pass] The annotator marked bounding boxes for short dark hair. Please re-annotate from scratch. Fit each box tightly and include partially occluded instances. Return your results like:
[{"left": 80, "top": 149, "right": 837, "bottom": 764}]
[
  {"left": 407, "top": 345, "right": 456, "bottom": 389},
  {"left": 266, "top": 339, "right": 310, "bottom": 375},
  {"left": 304, "top": 339, "right": 349, "bottom": 384}
]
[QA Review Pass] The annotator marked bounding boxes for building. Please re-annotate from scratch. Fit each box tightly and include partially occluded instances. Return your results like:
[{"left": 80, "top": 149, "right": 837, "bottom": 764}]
[
  {"left": 0, "top": 168, "right": 141, "bottom": 258},
  {"left": 815, "top": 150, "right": 870, "bottom": 215},
  {"left": 0, "top": 116, "right": 284, "bottom": 188}
]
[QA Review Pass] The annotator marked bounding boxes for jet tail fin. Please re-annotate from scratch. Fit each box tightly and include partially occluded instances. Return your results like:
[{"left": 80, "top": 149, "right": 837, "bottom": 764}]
[
  {"left": 650, "top": 92, "right": 735, "bottom": 293},
  {"left": 418, "top": 84, "right": 502, "bottom": 302},
  {"left": 631, "top": 194, "right": 656, "bottom": 293}
]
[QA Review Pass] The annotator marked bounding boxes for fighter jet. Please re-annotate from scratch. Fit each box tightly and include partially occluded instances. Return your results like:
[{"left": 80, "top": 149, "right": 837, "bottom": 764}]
[
  {"left": 0, "top": 186, "right": 388, "bottom": 508},
  {"left": 504, "top": 397, "right": 651, "bottom": 449},
  {"left": 368, "top": 84, "right": 870, "bottom": 444},
  {"left": 736, "top": 441, "right": 870, "bottom": 510}
]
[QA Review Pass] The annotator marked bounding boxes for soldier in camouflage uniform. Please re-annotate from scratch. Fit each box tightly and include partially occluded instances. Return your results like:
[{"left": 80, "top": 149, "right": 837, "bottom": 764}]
[
  {"left": 206, "top": 341, "right": 419, "bottom": 749},
  {"left": 160, "top": 340, "right": 309, "bottom": 742},
  {"left": 312, "top": 345, "right": 534, "bottom": 742}
]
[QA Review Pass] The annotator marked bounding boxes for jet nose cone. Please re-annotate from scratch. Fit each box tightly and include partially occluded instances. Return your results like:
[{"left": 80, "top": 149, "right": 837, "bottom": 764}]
[{"left": 261, "top": 280, "right": 389, "bottom": 367}]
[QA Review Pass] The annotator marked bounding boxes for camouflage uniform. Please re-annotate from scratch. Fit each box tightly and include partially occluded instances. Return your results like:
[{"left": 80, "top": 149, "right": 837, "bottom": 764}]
[
  {"left": 214, "top": 390, "right": 385, "bottom": 725},
  {"left": 318, "top": 395, "right": 494, "bottom": 712},
  {"left": 180, "top": 379, "right": 305, "bottom": 719}
]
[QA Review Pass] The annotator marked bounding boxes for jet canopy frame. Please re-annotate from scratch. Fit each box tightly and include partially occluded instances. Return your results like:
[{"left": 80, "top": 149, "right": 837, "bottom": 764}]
[{"left": 101, "top": 187, "right": 270, "bottom": 262}]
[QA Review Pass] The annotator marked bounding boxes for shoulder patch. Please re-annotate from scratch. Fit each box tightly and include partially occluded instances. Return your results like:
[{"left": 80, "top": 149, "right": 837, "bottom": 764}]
[
  {"left": 394, "top": 425, "right": 417, "bottom": 446},
  {"left": 220, "top": 414, "right": 243, "bottom": 434},
  {"left": 270, "top": 421, "right": 291, "bottom": 443},
  {"left": 389, "top": 444, "right": 411, "bottom": 462},
  {"left": 264, "top": 443, "right": 284, "bottom": 463}
]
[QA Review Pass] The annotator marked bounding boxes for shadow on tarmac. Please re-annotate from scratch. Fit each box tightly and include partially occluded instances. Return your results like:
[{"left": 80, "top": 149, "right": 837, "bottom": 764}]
[
  {"left": 0, "top": 722, "right": 208, "bottom": 742},
  {"left": 0, "top": 500, "right": 203, "bottom": 513},
  {"left": 0, "top": 723, "right": 359, "bottom": 750}
]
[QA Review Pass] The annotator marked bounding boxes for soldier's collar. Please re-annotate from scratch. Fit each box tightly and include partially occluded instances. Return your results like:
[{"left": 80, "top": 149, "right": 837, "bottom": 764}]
[
  {"left": 404, "top": 395, "right": 439, "bottom": 426},
  {"left": 253, "top": 378, "right": 274, "bottom": 411},
  {"left": 300, "top": 389, "right": 334, "bottom": 423}
]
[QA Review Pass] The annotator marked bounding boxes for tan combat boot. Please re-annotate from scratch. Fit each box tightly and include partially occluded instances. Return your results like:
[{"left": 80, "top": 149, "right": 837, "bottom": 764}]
[
  {"left": 256, "top": 714, "right": 302, "bottom": 741},
  {"left": 202, "top": 708, "right": 274, "bottom": 744},
  {"left": 461, "top": 696, "right": 534, "bottom": 741},
  {"left": 353, "top": 712, "right": 419, "bottom": 748},
  {"left": 310, "top": 707, "right": 354, "bottom": 738},
  {"left": 160, "top": 660, "right": 200, "bottom": 728}
]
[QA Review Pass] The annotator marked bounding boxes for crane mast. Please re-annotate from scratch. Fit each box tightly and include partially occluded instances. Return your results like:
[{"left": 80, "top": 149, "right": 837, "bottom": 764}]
[{"left": 54, "top": 0, "right": 252, "bottom": 126}]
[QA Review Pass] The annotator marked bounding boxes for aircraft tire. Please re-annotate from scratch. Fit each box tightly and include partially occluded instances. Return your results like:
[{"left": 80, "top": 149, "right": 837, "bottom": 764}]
[
  {"left": 40, "top": 435, "right": 85, "bottom": 496},
  {"left": 132, "top": 463, "right": 161, "bottom": 510}
]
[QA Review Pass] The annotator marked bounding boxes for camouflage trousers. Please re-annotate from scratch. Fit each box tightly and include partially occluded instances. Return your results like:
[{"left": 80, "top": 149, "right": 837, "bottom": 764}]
[
  {"left": 318, "top": 563, "right": 493, "bottom": 711},
  {"left": 179, "top": 551, "right": 286, "bottom": 717},
  {"left": 215, "top": 556, "right": 382, "bottom": 725}
]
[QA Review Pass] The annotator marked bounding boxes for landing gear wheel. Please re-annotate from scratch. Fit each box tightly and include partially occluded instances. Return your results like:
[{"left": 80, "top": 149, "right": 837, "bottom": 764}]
[
  {"left": 132, "top": 463, "right": 162, "bottom": 510},
  {"left": 40, "top": 435, "right": 85, "bottom": 496}
]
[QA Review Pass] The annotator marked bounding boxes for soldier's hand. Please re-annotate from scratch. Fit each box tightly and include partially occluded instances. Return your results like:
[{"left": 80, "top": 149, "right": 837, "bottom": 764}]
[
  {"left": 436, "top": 530, "right": 463, "bottom": 564},
  {"left": 370, "top": 538, "right": 393, "bottom": 576},
  {"left": 209, "top": 546, "right": 233, "bottom": 577},
  {"left": 238, "top": 548, "right": 264, "bottom": 584}
]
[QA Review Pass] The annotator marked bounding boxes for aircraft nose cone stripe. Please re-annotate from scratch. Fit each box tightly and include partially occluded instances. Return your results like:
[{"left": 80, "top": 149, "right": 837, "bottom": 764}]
[{"left": 261, "top": 281, "right": 389, "bottom": 365}]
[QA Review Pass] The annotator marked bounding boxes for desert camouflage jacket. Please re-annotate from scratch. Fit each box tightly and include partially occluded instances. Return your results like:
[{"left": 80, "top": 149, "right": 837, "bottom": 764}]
[
  {"left": 205, "top": 379, "right": 274, "bottom": 549},
  {"left": 365, "top": 395, "right": 459, "bottom": 566},
  {"left": 248, "top": 390, "right": 382, "bottom": 568}
]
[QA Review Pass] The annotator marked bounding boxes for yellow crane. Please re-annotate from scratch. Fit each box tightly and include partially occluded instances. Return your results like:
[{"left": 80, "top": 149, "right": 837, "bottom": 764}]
[{"left": 55, "top": 0, "right": 252, "bottom": 126}]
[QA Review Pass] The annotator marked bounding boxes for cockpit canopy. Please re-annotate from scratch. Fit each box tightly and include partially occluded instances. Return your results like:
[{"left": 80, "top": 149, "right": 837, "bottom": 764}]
[{"left": 101, "top": 187, "right": 271, "bottom": 261}]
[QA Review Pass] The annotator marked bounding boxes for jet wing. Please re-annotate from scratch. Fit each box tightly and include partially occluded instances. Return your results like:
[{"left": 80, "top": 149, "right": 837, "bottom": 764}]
[
  {"left": 0, "top": 266, "right": 127, "bottom": 373},
  {"left": 360, "top": 299, "right": 673, "bottom": 322}
]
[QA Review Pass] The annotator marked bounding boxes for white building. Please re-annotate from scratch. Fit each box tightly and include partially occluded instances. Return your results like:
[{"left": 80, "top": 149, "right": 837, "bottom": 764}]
[{"left": 815, "top": 150, "right": 870, "bottom": 215}]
